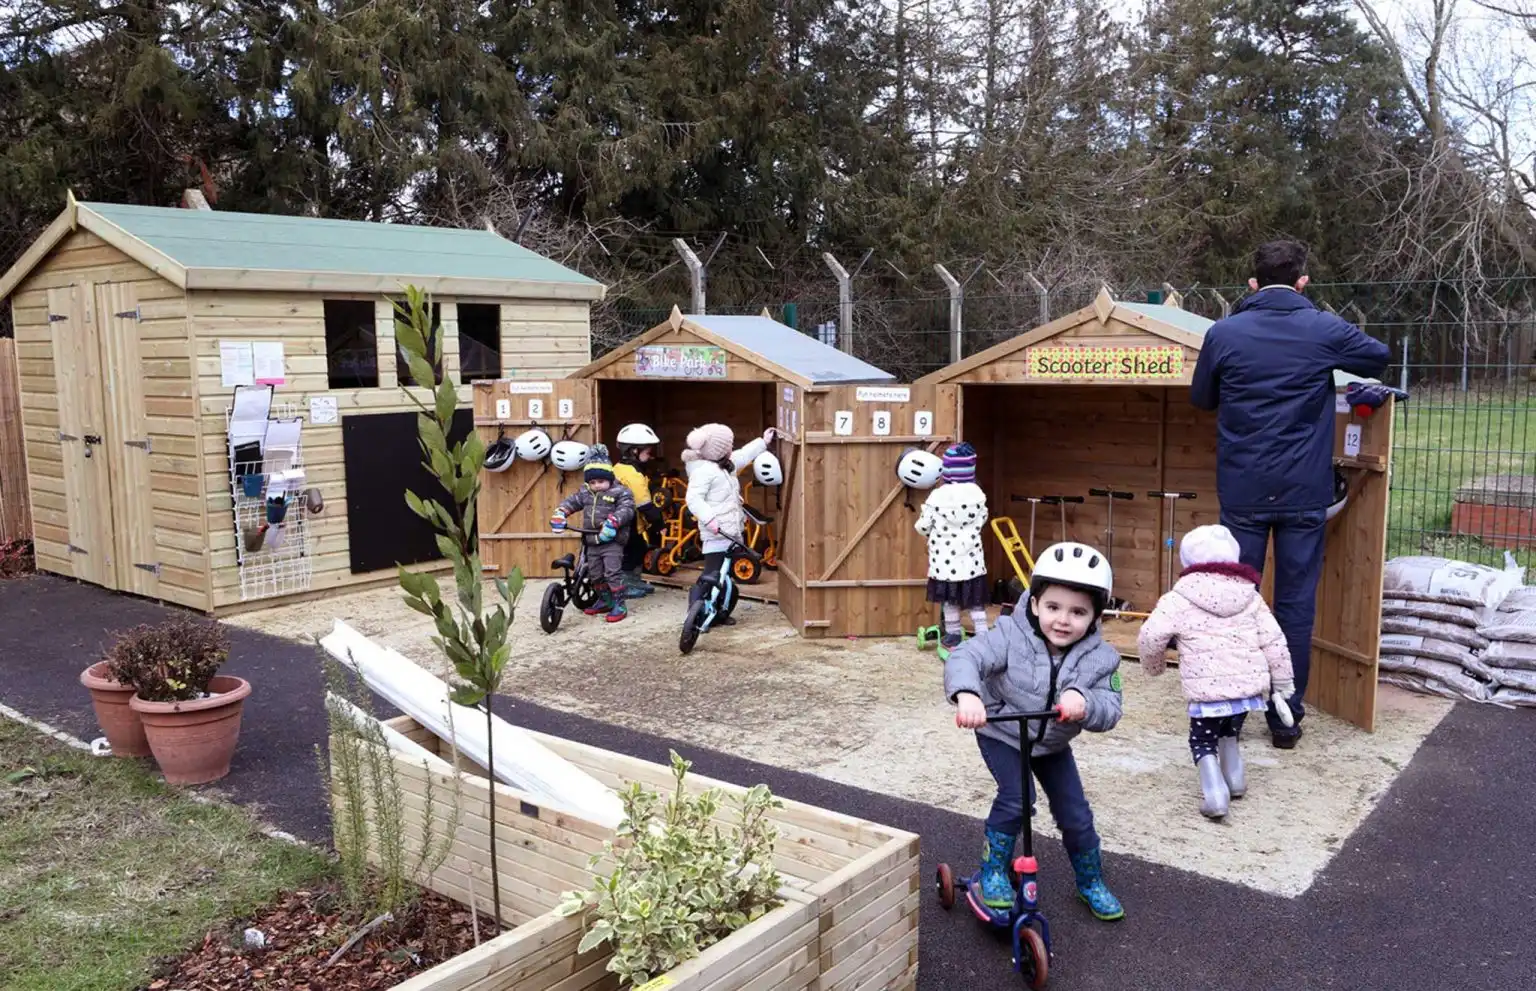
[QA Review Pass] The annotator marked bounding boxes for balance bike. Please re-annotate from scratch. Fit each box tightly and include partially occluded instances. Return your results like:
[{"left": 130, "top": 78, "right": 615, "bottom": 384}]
[
  {"left": 539, "top": 527, "right": 603, "bottom": 633},
  {"left": 679, "top": 535, "right": 761, "bottom": 655},
  {"left": 935, "top": 707, "right": 1063, "bottom": 989}
]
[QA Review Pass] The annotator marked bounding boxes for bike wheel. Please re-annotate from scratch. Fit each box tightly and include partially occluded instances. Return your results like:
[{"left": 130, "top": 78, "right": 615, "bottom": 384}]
[
  {"left": 1017, "top": 925, "right": 1049, "bottom": 989},
  {"left": 539, "top": 584, "right": 566, "bottom": 634},
  {"left": 731, "top": 555, "right": 760, "bottom": 584},
  {"left": 935, "top": 864, "right": 956, "bottom": 911},
  {"left": 656, "top": 554, "right": 678, "bottom": 576},
  {"left": 571, "top": 580, "right": 599, "bottom": 610},
  {"left": 679, "top": 600, "right": 707, "bottom": 655}
]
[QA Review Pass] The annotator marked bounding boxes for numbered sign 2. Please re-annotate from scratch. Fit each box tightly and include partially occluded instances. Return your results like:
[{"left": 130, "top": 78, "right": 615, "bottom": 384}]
[
  {"left": 528, "top": 399, "right": 545, "bottom": 419},
  {"left": 558, "top": 398, "right": 575, "bottom": 418},
  {"left": 872, "top": 410, "right": 892, "bottom": 436},
  {"left": 913, "top": 410, "right": 933, "bottom": 437},
  {"left": 834, "top": 410, "right": 854, "bottom": 436},
  {"left": 495, "top": 398, "right": 511, "bottom": 419}
]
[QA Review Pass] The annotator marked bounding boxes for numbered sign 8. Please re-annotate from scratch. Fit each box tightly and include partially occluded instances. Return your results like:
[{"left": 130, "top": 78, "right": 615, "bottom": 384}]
[
  {"left": 528, "top": 399, "right": 545, "bottom": 419},
  {"left": 558, "top": 398, "right": 575, "bottom": 418},
  {"left": 872, "top": 410, "right": 892, "bottom": 436},
  {"left": 833, "top": 410, "right": 854, "bottom": 436},
  {"left": 913, "top": 410, "right": 933, "bottom": 436},
  {"left": 495, "top": 398, "right": 511, "bottom": 419}
]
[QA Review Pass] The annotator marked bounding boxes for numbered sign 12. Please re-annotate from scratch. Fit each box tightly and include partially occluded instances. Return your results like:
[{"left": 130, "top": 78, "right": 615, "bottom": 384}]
[
  {"left": 1344, "top": 424, "right": 1362, "bottom": 458},
  {"left": 833, "top": 410, "right": 854, "bottom": 436}
]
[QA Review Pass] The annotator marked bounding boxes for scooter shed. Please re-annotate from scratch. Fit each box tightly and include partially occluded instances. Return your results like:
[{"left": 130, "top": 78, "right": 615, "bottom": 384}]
[{"left": 914, "top": 287, "right": 1397, "bottom": 732}]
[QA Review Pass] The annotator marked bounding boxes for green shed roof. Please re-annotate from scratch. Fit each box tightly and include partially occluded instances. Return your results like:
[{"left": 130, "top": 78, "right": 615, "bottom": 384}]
[
  {"left": 0, "top": 197, "right": 606, "bottom": 302},
  {"left": 1117, "top": 301, "right": 1214, "bottom": 336}
]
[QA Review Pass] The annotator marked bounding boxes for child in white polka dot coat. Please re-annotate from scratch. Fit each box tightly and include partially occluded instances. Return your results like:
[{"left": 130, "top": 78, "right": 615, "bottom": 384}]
[
  {"left": 1137, "top": 524, "right": 1295, "bottom": 820},
  {"left": 915, "top": 442, "right": 990, "bottom": 649}
]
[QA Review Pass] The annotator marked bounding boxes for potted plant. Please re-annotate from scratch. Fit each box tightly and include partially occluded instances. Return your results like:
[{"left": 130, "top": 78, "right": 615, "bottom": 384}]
[
  {"left": 109, "top": 617, "right": 251, "bottom": 785},
  {"left": 79, "top": 657, "right": 152, "bottom": 758}
]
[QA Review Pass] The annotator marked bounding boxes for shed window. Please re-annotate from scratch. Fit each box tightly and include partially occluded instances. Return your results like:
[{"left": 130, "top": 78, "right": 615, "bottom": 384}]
[
  {"left": 324, "top": 300, "right": 379, "bottom": 389},
  {"left": 394, "top": 301, "right": 443, "bottom": 386},
  {"left": 458, "top": 303, "right": 502, "bottom": 381}
]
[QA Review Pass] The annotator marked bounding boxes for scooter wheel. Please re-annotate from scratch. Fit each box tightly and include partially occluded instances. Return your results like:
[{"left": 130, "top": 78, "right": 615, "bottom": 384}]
[
  {"left": 1016, "top": 925, "right": 1049, "bottom": 989},
  {"left": 935, "top": 863, "right": 955, "bottom": 910}
]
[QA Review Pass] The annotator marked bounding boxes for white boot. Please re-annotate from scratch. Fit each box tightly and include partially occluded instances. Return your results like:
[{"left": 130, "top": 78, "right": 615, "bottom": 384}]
[
  {"left": 1217, "top": 736, "right": 1246, "bottom": 799},
  {"left": 1197, "top": 755, "right": 1230, "bottom": 819}
]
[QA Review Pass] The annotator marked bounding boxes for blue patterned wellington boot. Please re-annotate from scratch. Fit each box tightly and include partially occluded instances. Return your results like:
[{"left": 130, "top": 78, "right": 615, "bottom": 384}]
[
  {"left": 1069, "top": 846, "right": 1125, "bottom": 921},
  {"left": 979, "top": 829, "right": 1017, "bottom": 908}
]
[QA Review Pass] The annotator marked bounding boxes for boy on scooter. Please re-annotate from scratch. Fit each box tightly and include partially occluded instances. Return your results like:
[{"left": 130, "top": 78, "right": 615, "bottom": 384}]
[
  {"left": 551, "top": 449, "right": 636, "bottom": 623},
  {"left": 943, "top": 542, "right": 1126, "bottom": 921}
]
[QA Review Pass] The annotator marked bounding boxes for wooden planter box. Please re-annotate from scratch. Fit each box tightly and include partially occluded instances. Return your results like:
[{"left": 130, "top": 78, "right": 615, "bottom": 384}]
[{"left": 329, "top": 716, "right": 920, "bottom": 991}]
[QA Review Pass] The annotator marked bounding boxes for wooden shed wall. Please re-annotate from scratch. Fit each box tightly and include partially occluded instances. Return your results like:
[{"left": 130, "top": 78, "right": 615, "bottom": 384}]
[
  {"left": 10, "top": 230, "right": 208, "bottom": 609},
  {"left": 191, "top": 294, "right": 592, "bottom": 610}
]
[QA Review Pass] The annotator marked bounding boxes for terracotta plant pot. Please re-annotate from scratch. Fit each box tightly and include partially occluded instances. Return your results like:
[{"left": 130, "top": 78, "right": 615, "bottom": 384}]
[
  {"left": 130, "top": 676, "right": 253, "bottom": 785},
  {"left": 79, "top": 661, "right": 152, "bottom": 757}
]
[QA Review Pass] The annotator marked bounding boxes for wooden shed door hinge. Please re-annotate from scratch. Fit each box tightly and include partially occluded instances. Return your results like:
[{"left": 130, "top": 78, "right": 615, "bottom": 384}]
[
  {"left": 115, "top": 308, "right": 141, "bottom": 320},
  {"left": 48, "top": 313, "right": 67, "bottom": 322},
  {"left": 66, "top": 543, "right": 86, "bottom": 555},
  {"left": 125, "top": 438, "right": 152, "bottom": 452},
  {"left": 58, "top": 431, "right": 78, "bottom": 442},
  {"left": 133, "top": 562, "right": 161, "bottom": 575}
]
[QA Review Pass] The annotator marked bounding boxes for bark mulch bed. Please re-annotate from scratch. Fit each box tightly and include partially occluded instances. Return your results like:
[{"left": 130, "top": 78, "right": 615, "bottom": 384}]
[
  {"left": 141, "top": 885, "right": 490, "bottom": 990},
  {"left": 0, "top": 538, "right": 34, "bottom": 579}
]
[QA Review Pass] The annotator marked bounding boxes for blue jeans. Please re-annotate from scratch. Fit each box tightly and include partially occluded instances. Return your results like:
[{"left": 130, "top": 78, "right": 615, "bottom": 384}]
[
  {"left": 977, "top": 735, "right": 1099, "bottom": 856},
  {"left": 1220, "top": 507, "right": 1326, "bottom": 735}
]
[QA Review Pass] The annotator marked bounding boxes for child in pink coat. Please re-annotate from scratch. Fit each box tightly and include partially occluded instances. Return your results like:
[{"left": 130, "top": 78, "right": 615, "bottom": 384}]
[{"left": 1137, "top": 525, "right": 1295, "bottom": 820}]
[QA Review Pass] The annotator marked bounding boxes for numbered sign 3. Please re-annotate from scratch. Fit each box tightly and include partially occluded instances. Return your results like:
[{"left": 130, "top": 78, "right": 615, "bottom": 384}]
[
  {"left": 528, "top": 399, "right": 545, "bottom": 419},
  {"left": 558, "top": 398, "right": 575, "bottom": 418},
  {"left": 872, "top": 410, "right": 891, "bottom": 436},
  {"left": 913, "top": 410, "right": 933, "bottom": 436},
  {"left": 834, "top": 410, "right": 854, "bottom": 436}
]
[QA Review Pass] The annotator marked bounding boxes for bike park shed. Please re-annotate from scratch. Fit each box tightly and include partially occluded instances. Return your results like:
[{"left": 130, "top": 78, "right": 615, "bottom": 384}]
[
  {"left": 0, "top": 194, "right": 603, "bottom": 615},
  {"left": 475, "top": 305, "right": 932, "bottom": 629},
  {"left": 913, "top": 288, "right": 1394, "bottom": 731}
]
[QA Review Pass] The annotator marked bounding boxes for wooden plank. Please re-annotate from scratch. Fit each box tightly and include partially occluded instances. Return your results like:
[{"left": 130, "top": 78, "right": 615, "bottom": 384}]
[
  {"left": 0, "top": 337, "right": 31, "bottom": 542},
  {"left": 96, "top": 282, "right": 160, "bottom": 598}
]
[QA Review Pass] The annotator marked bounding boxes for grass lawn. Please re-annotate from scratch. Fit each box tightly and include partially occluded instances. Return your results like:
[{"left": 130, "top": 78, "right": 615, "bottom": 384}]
[
  {"left": 0, "top": 716, "right": 333, "bottom": 991},
  {"left": 1389, "top": 385, "right": 1536, "bottom": 570}
]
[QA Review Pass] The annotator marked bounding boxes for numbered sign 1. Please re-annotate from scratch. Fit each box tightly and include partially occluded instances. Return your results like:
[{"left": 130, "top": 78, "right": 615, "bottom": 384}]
[
  {"left": 872, "top": 410, "right": 892, "bottom": 436},
  {"left": 557, "top": 398, "right": 574, "bottom": 418},
  {"left": 1344, "top": 424, "right": 1362, "bottom": 458},
  {"left": 913, "top": 410, "right": 933, "bottom": 437},
  {"left": 528, "top": 399, "right": 545, "bottom": 419},
  {"left": 495, "top": 398, "right": 511, "bottom": 419},
  {"left": 833, "top": 410, "right": 854, "bottom": 436}
]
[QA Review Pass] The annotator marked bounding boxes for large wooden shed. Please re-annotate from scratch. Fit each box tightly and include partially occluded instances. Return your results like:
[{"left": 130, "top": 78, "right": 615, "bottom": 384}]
[
  {"left": 0, "top": 195, "right": 604, "bottom": 614},
  {"left": 475, "top": 307, "right": 922, "bottom": 629},
  {"left": 914, "top": 289, "right": 1394, "bottom": 730}
]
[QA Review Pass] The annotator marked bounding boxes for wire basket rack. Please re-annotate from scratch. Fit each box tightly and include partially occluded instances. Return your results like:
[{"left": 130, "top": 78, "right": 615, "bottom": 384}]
[{"left": 226, "top": 402, "right": 314, "bottom": 601}]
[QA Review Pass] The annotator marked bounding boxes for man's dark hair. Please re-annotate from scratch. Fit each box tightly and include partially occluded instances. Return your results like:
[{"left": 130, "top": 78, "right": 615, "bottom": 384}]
[{"left": 1253, "top": 239, "right": 1308, "bottom": 287}]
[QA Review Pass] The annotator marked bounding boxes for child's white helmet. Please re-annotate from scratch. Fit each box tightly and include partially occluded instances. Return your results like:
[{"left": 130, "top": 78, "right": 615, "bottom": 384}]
[
  {"left": 550, "top": 440, "right": 590, "bottom": 472},
  {"left": 1325, "top": 468, "right": 1350, "bottom": 521},
  {"left": 514, "top": 428, "right": 552, "bottom": 462},
  {"left": 752, "top": 451, "right": 783, "bottom": 486},
  {"left": 897, "top": 448, "right": 943, "bottom": 489},
  {"left": 1030, "top": 542, "right": 1113, "bottom": 600},
  {"left": 616, "top": 423, "right": 661, "bottom": 447}
]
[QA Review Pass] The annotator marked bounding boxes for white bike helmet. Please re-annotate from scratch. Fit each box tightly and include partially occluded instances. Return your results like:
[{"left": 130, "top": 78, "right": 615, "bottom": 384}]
[
  {"left": 1029, "top": 541, "right": 1113, "bottom": 609},
  {"left": 616, "top": 423, "right": 661, "bottom": 451},
  {"left": 897, "top": 448, "right": 943, "bottom": 489},
  {"left": 1326, "top": 468, "right": 1350, "bottom": 521},
  {"left": 484, "top": 436, "right": 516, "bottom": 473},
  {"left": 514, "top": 428, "right": 552, "bottom": 462},
  {"left": 752, "top": 451, "right": 783, "bottom": 487},
  {"left": 550, "top": 440, "right": 591, "bottom": 473}
]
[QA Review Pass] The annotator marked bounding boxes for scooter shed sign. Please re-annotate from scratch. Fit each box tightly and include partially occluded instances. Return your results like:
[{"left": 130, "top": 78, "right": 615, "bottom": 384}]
[{"left": 1025, "top": 344, "right": 1185, "bottom": 380}]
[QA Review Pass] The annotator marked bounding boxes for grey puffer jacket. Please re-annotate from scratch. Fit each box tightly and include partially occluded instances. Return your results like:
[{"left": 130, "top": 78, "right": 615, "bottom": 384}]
[{"left": 943, "top": 614, "right": 1123, "bottom": 755}]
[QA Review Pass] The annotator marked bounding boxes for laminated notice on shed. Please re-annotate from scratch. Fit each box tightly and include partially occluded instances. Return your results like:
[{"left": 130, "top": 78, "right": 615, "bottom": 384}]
[{"left": 1025, "top": 345, "right": 1184, "bottom": 380}]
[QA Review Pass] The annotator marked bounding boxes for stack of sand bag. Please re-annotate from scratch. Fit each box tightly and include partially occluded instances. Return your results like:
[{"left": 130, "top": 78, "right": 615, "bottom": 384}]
[
  {"left": 1377, "top": 554, "right": 1527, "bottom": 703},
  {"left": 1479, "top": 586, "right": 1536, "bottom": 706}
]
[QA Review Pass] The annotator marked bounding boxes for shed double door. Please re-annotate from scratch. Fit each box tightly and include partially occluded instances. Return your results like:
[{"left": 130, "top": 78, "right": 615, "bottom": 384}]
[{"left": 47, "top": 282, "right": 157, "bottom": 596}]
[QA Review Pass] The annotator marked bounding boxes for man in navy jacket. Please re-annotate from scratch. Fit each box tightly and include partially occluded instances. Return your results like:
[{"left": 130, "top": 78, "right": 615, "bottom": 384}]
[{"left": 1190, "top": 240, "right": 1391, "bottom": 747}]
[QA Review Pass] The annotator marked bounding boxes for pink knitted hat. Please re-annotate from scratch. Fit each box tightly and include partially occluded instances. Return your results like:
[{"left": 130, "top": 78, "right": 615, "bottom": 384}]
[{"left": 685, "top": 423, "right": 734, "bottom": 462}]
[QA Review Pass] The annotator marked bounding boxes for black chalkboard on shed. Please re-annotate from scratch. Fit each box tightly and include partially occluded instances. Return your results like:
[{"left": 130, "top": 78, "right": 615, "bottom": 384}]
[{"left": 342, "top": 409, "right": 476, "bottom": 574}]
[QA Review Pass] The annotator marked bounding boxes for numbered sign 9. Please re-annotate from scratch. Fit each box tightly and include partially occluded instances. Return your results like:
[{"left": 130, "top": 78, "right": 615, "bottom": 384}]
[
  {"left": 558, "top": 398, "right": 574, "bottom": 418},
  {"left": 834, "top": 410, "right": 854, "bottom": 436},
  {"left": 913, "top": 410, "right": 933, "bottom": 437},
  {"left": 528, "top": 399, "right": 544, "bottom": 419},
  {"left": 872, "top": 410, "right": 891, "bottom": 436}
]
